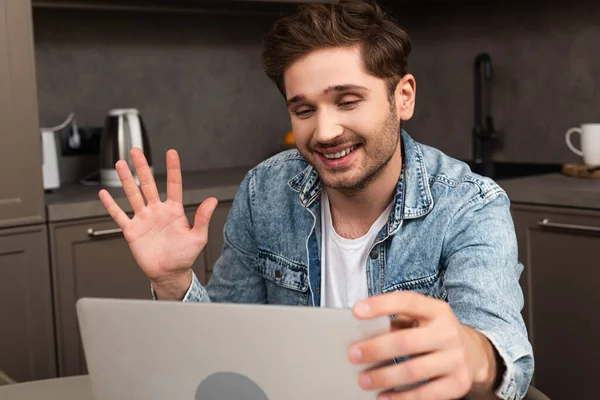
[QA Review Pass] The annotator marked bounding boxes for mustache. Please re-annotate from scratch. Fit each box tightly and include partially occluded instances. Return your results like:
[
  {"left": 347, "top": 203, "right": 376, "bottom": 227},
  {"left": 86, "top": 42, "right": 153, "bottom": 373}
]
[{"left": 309, "top": 136, "right": 365, "bottom": 152}]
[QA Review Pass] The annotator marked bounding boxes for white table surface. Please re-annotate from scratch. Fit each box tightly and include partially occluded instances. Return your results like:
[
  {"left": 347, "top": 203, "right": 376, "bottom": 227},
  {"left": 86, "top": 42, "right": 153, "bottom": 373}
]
[{"left": 0, "top": 375, "right": 93, "bottom": 399}]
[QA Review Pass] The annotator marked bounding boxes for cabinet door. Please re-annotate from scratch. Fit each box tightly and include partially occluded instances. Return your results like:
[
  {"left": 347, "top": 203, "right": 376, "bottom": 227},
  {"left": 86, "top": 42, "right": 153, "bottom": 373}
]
[
  {"left": 50, "top": 209, "right": 207, "bottom": 377},
  {"left": 0, "top": 0, "right": 45, "bottom": 228},
  {"left": 0, "top": 225, "right": 56, "bottom": 382},
  {"left": 205, "top": 201, "right": 232, "bottom": 282},
  {"left": 511, "top": 204, "right": 600, "bottom": 400}
]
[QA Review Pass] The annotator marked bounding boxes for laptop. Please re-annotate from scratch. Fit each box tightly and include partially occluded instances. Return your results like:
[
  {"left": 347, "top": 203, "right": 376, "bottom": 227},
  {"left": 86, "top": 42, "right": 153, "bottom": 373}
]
[{"left": 76, "top": 298, "right": 390, "bottom": 400}]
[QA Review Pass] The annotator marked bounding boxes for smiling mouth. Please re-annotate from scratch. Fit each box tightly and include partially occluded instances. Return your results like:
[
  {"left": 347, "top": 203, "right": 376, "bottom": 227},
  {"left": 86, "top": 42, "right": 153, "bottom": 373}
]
[{"left": 321, "top": 145, "right": 358, "bottom": 160}]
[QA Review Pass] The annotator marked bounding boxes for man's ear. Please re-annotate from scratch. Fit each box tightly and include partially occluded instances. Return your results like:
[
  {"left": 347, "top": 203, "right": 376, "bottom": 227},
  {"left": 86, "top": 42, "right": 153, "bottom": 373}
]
[{"left": 393, "top": 74, "right": 416, "bottom": 121}]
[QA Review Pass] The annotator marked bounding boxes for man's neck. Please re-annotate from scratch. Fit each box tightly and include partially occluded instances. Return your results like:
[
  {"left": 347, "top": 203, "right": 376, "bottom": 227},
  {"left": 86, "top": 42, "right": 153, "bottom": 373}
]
[{"left": 325, "top": 144, "right": 402, "bottom": 239}]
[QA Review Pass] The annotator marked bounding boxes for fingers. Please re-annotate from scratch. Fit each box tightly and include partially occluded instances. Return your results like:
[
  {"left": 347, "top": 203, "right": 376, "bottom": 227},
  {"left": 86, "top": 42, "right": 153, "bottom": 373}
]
[
  {"left": 98, "top": 189, "right": 131, "bottom": 230},
  {"left": 166, "top": 149, "right": 183, "bottom": 203},
  {"left": 115, "top": 159, "right": 146, "bottom": 213},
  {"left": 131, "top": 148, "right": 160, "bottom": 205},
  {"left": 191, "top": 197, "right": 219, "bottom": 242},
  {"left": 390, "top": 315, "right": 417, "bottom": 330},
  {"left": 349, "top": 326, "right": 449, "bottom": 365},
  {"left": 358, "top": 351, "right": 466, "bottom": 395},
  {"left": 354, "top": 291, "right": 447, "bottom": 322}
]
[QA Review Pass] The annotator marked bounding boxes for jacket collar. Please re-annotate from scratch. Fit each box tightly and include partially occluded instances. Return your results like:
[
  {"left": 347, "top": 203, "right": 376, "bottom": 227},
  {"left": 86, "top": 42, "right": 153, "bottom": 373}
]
[{"left": 288, "top": 130, "right": 434, "bottom": 231}]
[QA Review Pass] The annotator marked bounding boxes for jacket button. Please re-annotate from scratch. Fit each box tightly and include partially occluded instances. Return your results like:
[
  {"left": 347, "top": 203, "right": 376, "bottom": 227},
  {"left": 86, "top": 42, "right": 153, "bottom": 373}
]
[
  {"left": 275, "top": 270, "right": 283, "bottom": 278},
  {"left": 369, "top": 250, "right": 379, "bottom": 260}
]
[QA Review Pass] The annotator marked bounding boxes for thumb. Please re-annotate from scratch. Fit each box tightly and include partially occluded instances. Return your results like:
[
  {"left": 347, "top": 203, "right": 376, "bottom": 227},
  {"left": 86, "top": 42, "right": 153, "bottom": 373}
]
[{"left": 191, "top": 197, "right": 219, "bottom": 239}]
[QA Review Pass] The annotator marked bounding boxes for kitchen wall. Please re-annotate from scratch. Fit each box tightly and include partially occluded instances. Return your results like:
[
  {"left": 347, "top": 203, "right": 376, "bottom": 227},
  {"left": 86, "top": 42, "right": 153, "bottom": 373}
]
[
  {"left": 392, "top": 0, "right": 600, "bottom": 163},
  {"left": 33, "top": 1, "right": 600, "bottom": 183},
  {"left": 33, "top": 7, "right": 290, "bottom": 184}
]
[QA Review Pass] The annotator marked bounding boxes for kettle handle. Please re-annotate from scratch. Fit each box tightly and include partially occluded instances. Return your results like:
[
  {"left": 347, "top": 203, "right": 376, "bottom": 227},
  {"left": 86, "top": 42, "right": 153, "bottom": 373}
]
[{"left": 125, "top": 111, "right": 144, "bottom": 151}]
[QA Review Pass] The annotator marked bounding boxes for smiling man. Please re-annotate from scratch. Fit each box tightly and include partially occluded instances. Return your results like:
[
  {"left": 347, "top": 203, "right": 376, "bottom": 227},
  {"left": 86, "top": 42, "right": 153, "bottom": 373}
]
[{"left": 98, "top": 0, "right": 533, "bottom": 399}]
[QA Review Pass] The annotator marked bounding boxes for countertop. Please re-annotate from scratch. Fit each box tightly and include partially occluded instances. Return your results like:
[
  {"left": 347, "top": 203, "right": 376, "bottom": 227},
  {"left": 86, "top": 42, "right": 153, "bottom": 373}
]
[
  {"left": 45, "top": 168, "right": 600, "bottom": 223},
  {"left": 45, "top": 167, "right": 250, "bottom": 222},
  {"left": 498, "top": 173, "right": 600, "bottom": 211}
]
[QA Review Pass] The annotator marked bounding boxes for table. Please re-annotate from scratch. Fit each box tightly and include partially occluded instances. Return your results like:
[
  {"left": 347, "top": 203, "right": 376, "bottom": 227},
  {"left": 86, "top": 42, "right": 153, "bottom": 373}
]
[{"left": 0, "top": 375, "right": 93, "bottom": 399}]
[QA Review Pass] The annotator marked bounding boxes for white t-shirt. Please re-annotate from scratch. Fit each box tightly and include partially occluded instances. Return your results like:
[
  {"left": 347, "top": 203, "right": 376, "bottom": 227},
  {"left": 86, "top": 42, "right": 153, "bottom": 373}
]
[{"left": 320, "top": 191, "right": 393, "bottom": 309}]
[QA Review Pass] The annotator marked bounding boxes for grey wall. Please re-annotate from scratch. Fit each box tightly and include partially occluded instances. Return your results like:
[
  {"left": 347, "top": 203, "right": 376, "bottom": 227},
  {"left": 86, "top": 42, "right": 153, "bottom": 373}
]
[
  {"left": 390, "top": 0, "right": 600, "bottom": 164},
  {"left": 33, "top": 7, "right": 290, "bottom": 184},
  {"left": 33, "top": 1, "right": 600, "bottom": 183}
]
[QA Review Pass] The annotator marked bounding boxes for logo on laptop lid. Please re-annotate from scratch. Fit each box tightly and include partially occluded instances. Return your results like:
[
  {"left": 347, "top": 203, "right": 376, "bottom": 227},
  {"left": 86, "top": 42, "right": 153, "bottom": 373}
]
[{"left": 196, "top": 372, "right": 269, "bottom": 400}]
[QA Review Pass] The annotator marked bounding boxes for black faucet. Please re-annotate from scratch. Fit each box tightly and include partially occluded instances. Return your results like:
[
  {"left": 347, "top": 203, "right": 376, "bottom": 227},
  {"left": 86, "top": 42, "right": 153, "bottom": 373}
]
[{"left": 472, "top": 52, "right": 497, "bottom": 177}]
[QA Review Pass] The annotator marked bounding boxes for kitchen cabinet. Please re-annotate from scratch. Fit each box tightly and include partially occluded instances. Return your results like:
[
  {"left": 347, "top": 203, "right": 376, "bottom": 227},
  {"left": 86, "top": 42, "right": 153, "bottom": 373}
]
[
  {"left": 30, "top": 0, "right": 338, "bottom": 13},
  {"left": 50, "top": 203, "right": 231, "bottom": 377},
  {"left": 0, "top": 0, "right": 45, "bottom": 229},
  {"left": 511, "top": 204, "right": 600, "bottom": 400},
  {"left": 0, "top": 225, "right": 56, "bottom": 383},
  {"left": 225, "top": 0, "right": 338, "bottom": 2}
]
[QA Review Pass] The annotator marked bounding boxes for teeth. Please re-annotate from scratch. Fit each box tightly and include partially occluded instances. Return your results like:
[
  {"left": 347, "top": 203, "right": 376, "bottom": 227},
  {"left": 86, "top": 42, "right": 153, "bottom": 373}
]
[{"left": 324, "top": 145, "right": 356, "bottom": 159}]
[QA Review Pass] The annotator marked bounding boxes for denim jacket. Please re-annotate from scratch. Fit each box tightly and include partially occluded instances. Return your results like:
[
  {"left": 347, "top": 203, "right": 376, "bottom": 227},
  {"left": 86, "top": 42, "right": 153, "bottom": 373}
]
[{"left": 181, "top": 130, "right": 534, "bottom": 399}]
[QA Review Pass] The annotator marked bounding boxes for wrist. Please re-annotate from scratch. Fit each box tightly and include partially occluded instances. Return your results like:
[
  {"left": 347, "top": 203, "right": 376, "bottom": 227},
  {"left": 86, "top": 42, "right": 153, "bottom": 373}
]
[
  {"left": 151, "top": 269, "right": 193, "bottom": 301},
  {"left": 474, "top": 331, "right": 496, "bottom": 385},
  {"left": 464, "top": 327, "right": 499, "bottom": 398}
]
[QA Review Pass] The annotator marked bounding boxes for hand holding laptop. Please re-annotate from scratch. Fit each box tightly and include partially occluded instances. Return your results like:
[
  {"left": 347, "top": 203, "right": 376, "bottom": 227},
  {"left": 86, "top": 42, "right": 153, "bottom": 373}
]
[
  {"left": 98, "top": 148, "right": 218, "bottom": 300},
  {"left": 348, "top": 292, "right": 499, "bottom": 399}
]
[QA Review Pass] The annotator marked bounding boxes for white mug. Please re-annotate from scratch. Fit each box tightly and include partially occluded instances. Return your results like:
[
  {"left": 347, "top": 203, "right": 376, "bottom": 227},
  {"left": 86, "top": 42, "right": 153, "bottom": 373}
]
[{"left": 565, "top": 124, "right": 600, "bottom": 167}]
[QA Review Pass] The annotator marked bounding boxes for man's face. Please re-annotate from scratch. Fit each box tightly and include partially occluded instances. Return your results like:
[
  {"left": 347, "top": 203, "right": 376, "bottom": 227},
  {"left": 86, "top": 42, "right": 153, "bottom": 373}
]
[{"left": 283, "top": 46, "right": 410, "bottom": 192}]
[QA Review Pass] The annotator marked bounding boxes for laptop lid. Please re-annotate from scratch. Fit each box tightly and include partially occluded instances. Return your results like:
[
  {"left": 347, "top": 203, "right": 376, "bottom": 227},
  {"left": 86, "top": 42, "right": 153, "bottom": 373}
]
[{"left": 76, "top": 298, "right": 390, "bottom": 400}]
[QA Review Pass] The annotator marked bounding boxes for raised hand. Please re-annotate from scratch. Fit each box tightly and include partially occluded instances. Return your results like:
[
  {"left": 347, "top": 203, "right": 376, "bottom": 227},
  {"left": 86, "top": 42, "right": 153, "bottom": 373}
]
[{"left": 98, "top": 148, "right": 218, "bottom": 300}]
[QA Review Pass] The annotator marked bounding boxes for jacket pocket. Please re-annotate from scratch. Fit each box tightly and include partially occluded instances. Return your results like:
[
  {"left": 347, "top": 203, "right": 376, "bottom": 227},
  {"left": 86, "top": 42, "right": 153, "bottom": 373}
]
[
  {"left": 382, "top": 267, "right": 447, "bottom": 301},
  {"left": 253, "top": 250, "right": 308, "bottom": 293}
]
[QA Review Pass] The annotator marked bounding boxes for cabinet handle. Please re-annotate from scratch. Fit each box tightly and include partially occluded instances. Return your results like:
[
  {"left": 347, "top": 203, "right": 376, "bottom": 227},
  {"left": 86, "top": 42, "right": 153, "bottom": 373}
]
[
  {"left": 537, "top": 218, "right": 600, "bottom": 233},
  {"left": 87, "top": 227, "right": 123, "bottom": 237}
]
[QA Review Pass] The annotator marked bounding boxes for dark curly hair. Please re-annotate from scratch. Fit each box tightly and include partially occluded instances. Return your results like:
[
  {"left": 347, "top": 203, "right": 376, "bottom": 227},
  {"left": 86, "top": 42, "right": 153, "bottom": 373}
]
[{"left": 261, "top": 0, "right": 412, "bottom": 97}]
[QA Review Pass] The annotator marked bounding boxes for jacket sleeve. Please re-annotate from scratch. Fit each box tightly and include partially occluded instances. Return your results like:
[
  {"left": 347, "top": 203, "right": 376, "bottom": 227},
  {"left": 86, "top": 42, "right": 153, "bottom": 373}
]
[
  {"left": 441, "top": 188, "right": 534, "bottom": 400},
  {"left": 182, "top": 169, "right": 267, "bottom": 304}
]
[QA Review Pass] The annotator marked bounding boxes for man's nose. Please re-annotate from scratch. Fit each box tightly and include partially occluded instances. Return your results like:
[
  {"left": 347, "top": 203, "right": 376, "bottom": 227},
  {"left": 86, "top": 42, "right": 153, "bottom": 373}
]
[
  {"left": 315, "top": 120, "right": 344, "bottom": 143},
  {"left": 314, "top": 111, "right": 344, "bottom": 143}
]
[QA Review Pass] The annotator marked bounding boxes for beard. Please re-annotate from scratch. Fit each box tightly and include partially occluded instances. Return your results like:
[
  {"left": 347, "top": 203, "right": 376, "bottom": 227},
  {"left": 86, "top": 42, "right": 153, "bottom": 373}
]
[{"left": 301, "top": 107, "right": 401, "bottom": 194}]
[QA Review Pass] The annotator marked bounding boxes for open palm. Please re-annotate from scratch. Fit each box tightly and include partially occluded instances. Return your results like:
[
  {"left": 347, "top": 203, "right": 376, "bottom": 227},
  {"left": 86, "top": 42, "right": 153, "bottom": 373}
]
[{"left": 98, "top": 149, "right": 217, "bottom": 293}]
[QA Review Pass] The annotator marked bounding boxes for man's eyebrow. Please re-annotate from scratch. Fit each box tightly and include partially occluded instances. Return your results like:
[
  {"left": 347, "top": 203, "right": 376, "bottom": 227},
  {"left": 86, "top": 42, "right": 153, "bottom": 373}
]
[
  {"left": 286, "top": 84, "right": 368, "bottom": 107},
  {"left": 324, "top": 84, "right": 368, "bottom": 94},
  {"left": 286, "top": 94, "right": 306, "bottom": 107}
]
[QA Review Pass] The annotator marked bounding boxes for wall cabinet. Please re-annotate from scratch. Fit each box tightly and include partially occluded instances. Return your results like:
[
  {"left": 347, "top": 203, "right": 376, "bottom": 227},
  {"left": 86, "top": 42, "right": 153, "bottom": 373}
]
[
  {"left": 49, "top": 202, "right": 231, "bottom": 377},
  {"left": 512, "top": 204, "right": 600, "bottom": 400},
  {"left": 0, "top": 225, "right": 56, "bottom": 383},
  {"left": 29, "top": 0, "right": 338, "bottom": 14},
  {"left": 0, "top": 0, "right": 45, "bottom": 229}
]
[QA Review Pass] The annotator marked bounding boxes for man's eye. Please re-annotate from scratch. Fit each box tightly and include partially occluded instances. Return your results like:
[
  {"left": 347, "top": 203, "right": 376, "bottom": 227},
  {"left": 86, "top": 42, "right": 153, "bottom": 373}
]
[
  {"left": 294, "top": 109, "right": 314, "bottom": 117},
  {"left": 339, "top": 100, "right": 360, "bottom": 108}
]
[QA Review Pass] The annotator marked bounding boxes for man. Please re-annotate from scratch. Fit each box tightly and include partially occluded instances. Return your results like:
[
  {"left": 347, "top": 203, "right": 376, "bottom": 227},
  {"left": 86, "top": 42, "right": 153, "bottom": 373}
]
[{"left": 98, "top": 1, "right": 533, "bottom": 399}]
